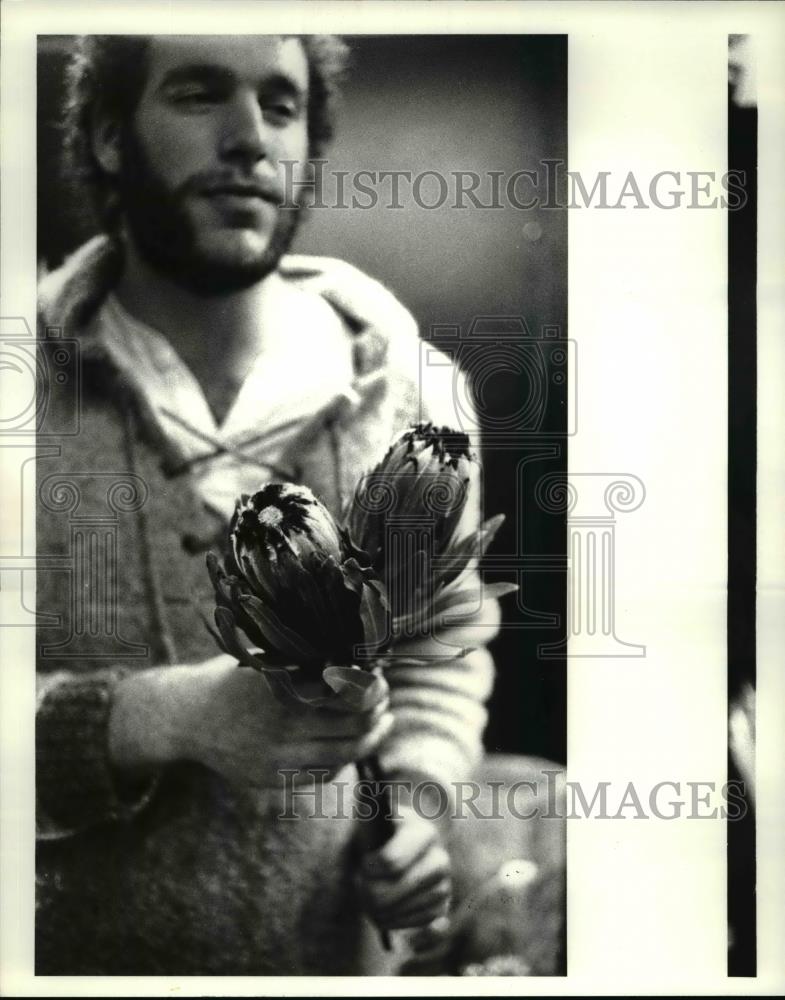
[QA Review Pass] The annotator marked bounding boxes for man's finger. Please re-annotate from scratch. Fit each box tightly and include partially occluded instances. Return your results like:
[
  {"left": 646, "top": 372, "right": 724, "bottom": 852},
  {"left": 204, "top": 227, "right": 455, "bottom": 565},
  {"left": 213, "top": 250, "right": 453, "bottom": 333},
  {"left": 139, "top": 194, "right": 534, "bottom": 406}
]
[
  {"left": 375, "top": 897, "right": 450, "bottom": 931},
  {"left": 367, "top": 848, "right": 450, "bottom": 909},
  {"left": 407, "top": 915, "right": 452, "bottom": 954},
  {"left": 296, "top": 713, "right": 394, "bottom": 767},
  {"left": 368, "top": 876, "right": 451, "bottom": 928},
  {"left": 362, "top": 815, "right": 436, "bottom": 879},
  {"left": 296, "top": 698, "right": 390, "bottom": 738}
]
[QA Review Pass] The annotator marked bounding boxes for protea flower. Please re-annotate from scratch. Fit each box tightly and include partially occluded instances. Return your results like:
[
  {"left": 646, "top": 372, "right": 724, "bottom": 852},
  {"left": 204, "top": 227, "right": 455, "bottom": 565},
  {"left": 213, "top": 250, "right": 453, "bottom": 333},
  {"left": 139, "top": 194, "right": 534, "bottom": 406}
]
[
  {"left": 346, "top": 423, "right": 475, "bottom": 570},
  {"left": 345, "top": 423, "right": 515, "bottom": 641},
  {"left": 207, "top": 483, "right": 389, "bottom": 708}
]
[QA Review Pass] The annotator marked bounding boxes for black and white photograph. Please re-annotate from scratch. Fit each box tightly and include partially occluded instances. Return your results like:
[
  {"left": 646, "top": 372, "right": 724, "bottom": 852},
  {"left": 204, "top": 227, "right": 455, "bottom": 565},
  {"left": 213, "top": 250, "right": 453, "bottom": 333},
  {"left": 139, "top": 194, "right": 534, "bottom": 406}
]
[
  {"left": 1, "top": 1, "right": 784, "bottom": 994},
  {"left": 33, "top": 30, "right": 567, "bottom": 977}
]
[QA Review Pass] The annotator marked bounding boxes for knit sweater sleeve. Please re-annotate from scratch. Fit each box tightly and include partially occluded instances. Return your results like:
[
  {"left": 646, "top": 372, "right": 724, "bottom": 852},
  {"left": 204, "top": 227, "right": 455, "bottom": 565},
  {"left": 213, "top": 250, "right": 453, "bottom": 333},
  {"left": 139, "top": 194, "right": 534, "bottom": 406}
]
[
  {"left": 36, "top": 669, "right": 159, "bottom": 840},
  {"left": 376, "top": 326, "right": 500, "bottom": 803},
  {"left": 378, "top": 646, "right": 495, "bottom": 797},
  {"left": 377, "top": 505, "right": 499, "bottom": 800}
]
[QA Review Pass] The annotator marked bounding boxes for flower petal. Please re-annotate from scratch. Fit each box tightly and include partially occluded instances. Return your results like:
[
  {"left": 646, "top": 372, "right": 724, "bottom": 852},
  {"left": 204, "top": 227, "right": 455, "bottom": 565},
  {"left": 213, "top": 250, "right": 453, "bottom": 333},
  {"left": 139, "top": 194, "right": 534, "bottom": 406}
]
[
  {"left": 239, "top": 594, "right": 322, "bottom": 665},
  {"left": 213, "top": 606, "right": 267, "bottom": 670}
]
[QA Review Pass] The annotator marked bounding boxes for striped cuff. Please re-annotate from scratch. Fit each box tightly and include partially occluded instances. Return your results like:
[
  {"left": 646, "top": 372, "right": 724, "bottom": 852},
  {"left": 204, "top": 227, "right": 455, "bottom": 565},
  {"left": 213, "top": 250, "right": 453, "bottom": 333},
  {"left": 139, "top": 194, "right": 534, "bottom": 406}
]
[{"left": 36, "top": 671, "right": 158, "bottom": 839}]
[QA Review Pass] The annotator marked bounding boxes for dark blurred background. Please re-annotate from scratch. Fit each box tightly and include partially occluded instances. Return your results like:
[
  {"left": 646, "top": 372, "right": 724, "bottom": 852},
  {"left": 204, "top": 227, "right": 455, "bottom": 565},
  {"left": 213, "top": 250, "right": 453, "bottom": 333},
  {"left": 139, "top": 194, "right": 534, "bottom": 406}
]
[
  {"left": 38, "top": 34, "right": 568, "bottom": 763},
  {"left": 727, "top": 34, "right": 757, "bottom": 978}
]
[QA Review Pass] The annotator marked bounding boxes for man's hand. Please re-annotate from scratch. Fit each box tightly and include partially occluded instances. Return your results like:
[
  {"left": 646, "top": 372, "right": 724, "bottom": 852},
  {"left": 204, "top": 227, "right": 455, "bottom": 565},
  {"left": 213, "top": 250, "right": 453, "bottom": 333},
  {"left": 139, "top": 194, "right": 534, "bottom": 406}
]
[
  {"left": 358, "top": 805, "right": 452, "bottom": 939},
  {"left": 108, "top": 655, "right": 393, "bottom": 788}
]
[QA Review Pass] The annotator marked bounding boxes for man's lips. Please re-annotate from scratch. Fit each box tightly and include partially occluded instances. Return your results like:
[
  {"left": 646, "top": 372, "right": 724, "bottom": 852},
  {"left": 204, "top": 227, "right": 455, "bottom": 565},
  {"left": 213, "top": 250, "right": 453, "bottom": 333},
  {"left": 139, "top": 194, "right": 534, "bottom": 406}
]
[{"left": 200, "top": 182, "right": 282, "bottom": 205}]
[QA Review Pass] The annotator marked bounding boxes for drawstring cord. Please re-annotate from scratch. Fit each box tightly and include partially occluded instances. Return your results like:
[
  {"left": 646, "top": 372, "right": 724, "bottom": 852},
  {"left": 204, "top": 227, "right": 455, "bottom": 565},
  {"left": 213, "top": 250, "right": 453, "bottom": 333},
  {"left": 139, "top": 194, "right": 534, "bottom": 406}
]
[
  {"left": 158, "top": 407, "right": 296, "bottom": 482},
  {"left": 122, "top": 405, "right": 179, "bottom": 666},
  {"left": 326, "top": 417, "right": 347, "bottom": 515}
]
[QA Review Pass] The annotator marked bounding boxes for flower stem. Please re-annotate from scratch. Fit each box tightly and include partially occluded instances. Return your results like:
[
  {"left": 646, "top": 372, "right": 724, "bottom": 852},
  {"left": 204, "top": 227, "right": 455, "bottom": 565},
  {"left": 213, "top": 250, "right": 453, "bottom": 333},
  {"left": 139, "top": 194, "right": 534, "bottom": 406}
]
[{"left": 357, "top": 754, "right": 394, "bottom": 951}]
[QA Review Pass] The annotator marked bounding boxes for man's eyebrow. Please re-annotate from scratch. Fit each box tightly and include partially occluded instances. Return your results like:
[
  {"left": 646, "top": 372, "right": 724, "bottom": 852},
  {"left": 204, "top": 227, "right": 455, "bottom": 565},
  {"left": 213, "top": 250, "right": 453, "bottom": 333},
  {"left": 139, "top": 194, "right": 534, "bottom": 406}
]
[
  {"left": 157, "top": 65, "right": 306, "bottom": 100},
  {"left": 158, "top": 64, "right": 236, "bottom": 90},
  {"left": 259, "top": 73, "right": 307, "bottom": 103}
]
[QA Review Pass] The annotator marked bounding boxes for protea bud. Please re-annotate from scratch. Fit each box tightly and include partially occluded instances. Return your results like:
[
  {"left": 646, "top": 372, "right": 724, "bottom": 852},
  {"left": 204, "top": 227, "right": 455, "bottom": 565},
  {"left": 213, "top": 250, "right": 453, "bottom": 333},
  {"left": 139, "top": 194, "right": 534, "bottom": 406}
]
[
  {"left": 345, "top": 424, "right": 514, "bottom": 639},
  {"left": 207, "top": 484, "right": 390, "bottom": 687},
  {"left": 347, "top": 422, "right": 475, "bottom": 558}
]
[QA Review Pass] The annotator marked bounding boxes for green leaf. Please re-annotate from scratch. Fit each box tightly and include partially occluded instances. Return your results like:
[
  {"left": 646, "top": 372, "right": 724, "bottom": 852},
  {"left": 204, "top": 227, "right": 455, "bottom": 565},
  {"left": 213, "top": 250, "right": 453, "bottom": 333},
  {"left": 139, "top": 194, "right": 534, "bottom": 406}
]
[
  {"left": 356, "top": 581, "right": 391, "bottom": 657},
  {"left": 205, "top": 617, "right": 230, "bottom": 657},
  {"left": 322, "top": 665, "right": 386, "bottom": 711},
  {"left": 478, "top": 513, "right": 506, "bottom": 552},
  {"left": 262, "top": 667, "right": 342, "bottom": 710},
  {"left": 205, "top": 551, "right": 223, "bottom": 589},
  {"left": 433, "top": 580, "right": 518, "bottom": 618},
  {"left": 263, "top": 667, "right": 318, "bottom": 710}
]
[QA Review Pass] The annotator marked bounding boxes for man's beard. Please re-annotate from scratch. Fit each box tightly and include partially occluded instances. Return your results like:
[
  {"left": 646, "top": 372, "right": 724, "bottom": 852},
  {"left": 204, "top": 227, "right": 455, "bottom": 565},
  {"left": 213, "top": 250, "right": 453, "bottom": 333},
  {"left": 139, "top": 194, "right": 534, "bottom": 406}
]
[{"left": 117, "top": 129, "right": 303, "bottom": 297}]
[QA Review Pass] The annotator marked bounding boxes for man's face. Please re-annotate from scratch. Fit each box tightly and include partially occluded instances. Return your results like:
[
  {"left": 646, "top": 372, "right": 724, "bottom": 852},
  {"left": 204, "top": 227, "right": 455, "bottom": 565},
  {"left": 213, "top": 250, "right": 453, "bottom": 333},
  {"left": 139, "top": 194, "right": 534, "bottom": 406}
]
[{"left": 116, "top": 36, "right": 310, "bottom": 295}]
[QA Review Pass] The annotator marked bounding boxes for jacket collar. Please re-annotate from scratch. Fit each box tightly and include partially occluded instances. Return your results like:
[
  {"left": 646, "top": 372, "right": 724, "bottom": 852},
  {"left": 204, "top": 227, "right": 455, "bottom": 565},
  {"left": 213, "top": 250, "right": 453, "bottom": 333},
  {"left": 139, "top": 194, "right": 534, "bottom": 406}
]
[{"left": 37, "top": 235, "right": 398, "bottom": 380}]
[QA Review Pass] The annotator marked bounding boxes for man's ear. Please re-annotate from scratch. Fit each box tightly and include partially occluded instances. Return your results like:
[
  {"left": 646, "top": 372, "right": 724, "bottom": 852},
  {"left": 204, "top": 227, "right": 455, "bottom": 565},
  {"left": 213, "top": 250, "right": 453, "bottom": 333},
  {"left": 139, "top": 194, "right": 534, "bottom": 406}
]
[{"left": 91, "top": 108, "right": 122, "bottom": 176}]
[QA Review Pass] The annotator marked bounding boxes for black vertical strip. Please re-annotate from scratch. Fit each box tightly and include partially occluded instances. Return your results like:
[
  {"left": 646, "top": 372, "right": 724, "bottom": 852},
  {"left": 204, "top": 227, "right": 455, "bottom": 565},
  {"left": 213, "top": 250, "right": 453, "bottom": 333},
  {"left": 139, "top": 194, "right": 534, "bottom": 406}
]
[{"left": 727, "top": 63, "right": 757, "bottom": 977}]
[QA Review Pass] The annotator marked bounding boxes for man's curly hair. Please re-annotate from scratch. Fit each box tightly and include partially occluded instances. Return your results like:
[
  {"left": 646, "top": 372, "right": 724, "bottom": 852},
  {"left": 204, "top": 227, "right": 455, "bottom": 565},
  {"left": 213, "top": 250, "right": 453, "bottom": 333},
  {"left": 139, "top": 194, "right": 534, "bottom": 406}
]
[{"left": 62, "top": 34, "right": 348, "bottom": 231}]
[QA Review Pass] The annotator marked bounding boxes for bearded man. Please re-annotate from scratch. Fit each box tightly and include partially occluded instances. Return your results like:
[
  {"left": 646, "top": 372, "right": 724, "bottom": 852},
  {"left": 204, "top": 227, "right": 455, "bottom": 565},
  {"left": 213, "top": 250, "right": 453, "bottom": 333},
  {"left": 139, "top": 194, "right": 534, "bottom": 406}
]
[{"left": 35, "top": 35, "right": 501, "bottom": 975}]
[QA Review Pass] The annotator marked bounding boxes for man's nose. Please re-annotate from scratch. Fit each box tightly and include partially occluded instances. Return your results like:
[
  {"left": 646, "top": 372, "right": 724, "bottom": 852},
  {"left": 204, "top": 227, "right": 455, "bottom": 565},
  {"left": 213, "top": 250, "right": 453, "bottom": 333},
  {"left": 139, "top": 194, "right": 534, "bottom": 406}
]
[{"left": 219, "top": 92, "right": 272, "bottom": 165}]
